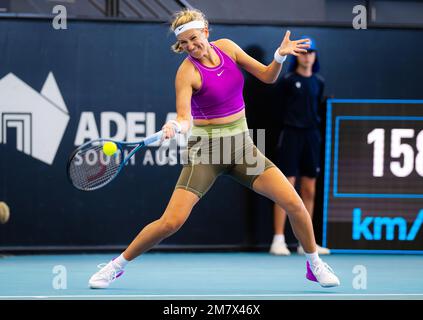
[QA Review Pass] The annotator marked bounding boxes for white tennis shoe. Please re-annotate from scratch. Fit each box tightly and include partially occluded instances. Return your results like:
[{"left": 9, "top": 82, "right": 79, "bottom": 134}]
[
  {"left": 306, "top": 260, "right": 340, "bottom": 287},
  {"left": 269, "top": 241, "right": 291, "bottom": 256},
  {"left": 88, "top": 259, "right": 124, "bottom": 289}
]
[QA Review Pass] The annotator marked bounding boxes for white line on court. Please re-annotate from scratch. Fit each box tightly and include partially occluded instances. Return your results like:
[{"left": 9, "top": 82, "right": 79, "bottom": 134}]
[{"left": 1, "top": 293, "right": 423, "bottom": 299}]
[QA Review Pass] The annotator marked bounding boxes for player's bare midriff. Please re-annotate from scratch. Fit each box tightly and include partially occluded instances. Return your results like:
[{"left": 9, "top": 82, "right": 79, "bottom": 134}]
[{"left": 193, "top": 109, "right": 246, "bottom": 126}]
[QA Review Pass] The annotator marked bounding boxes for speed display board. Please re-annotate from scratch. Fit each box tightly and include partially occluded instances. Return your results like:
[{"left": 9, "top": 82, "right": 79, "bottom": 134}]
[{"left": 323, "top": 99, "right": 423, "bottom": 253}]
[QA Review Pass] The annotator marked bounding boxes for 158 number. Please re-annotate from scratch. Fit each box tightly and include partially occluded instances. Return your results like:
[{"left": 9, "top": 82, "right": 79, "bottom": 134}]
[{"left": 367, "top": 128, "right": 423, "bottom": 177}]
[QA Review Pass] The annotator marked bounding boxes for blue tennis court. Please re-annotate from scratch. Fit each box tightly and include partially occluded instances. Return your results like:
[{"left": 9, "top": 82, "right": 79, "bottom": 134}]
[{"left": 1, "top": 253, "right": 422, "bottom": 300}]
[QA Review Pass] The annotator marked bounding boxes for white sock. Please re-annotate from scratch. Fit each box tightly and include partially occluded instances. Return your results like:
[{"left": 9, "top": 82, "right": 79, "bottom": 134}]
[
  {"left": 273, "top": 234, "right": 285, "bottom": 243},
  {"left": 113, "top": 253, "right": 129, "bottom": 269},
  {"left": 305, "top": 251, "right": 322, "bottom": 266}
]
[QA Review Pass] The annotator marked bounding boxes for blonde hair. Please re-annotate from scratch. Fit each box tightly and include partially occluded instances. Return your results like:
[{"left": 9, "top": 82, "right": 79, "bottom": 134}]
[{"left": 170, "top": 9, "right": 209, "bottom": 54}]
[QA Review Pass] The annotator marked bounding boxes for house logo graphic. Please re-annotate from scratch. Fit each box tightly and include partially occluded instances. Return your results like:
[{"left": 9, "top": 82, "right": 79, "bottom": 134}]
[{"left": 0, "top": 72, "right": 70, "bottom": 165}]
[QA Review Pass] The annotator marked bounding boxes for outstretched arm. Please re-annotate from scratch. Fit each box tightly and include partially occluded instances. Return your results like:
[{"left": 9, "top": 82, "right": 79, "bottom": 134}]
[
  {"left": 162, "top": 61, "right": 193, "bottom": 139},
  {"left": 230, "top": 31, "right": 310, "bottom": 84}
]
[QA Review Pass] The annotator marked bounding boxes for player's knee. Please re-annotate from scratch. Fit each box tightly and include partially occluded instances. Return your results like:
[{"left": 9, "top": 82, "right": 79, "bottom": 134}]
[
  {"left": 160, "top": 217, "right": 184, "bottom": 235},
  {"left": 281, "top": 198, "right": 305, "bottom": 214}
]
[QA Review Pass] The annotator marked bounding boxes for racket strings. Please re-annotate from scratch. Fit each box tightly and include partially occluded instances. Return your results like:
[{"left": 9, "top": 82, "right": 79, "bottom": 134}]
[{"left": 69, "top": 144, "right": 123, "bottom": 190}]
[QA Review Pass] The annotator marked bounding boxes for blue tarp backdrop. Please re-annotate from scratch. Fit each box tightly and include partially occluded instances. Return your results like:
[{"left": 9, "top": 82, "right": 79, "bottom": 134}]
[{"left": 0, "top": 19, "right": 422, "bottom": 250}]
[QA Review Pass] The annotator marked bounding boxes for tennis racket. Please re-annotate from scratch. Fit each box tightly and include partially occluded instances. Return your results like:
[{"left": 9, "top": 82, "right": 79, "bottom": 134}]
[{"left": 67, "top": 130, "right": 165, "bottom": 191}]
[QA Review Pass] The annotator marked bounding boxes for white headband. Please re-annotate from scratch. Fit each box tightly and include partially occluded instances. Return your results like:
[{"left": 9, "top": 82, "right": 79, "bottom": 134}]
[{"left": 174, "top": 21, "right": 205, "bottom": 36}]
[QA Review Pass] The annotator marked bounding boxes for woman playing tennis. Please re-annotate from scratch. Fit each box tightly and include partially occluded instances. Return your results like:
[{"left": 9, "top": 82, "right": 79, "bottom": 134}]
[{"left": 89, "top": 9, "right": 340, "bottom": 288}]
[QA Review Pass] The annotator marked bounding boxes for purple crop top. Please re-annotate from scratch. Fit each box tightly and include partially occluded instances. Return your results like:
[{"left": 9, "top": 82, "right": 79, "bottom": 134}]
[{"left": 187, "top": 43, "right": 245, "bottom": 120}]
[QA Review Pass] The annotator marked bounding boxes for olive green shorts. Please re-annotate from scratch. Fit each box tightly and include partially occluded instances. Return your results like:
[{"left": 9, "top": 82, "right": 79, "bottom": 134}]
[{"left": 175, "top": 117, "right": 275, "bottom": 198}]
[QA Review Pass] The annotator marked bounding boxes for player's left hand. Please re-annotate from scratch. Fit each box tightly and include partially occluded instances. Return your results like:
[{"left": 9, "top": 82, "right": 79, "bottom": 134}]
[{"left": 278, "top": 31, "right": 310, "bottom": 57}]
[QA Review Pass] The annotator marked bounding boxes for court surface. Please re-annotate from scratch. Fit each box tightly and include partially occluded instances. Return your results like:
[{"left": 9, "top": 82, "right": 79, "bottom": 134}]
[{"left": 0, "top": 252, "right": 422, "bottom": 300}]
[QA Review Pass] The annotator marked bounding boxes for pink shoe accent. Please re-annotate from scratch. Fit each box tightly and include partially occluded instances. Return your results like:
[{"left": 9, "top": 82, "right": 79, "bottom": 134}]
[
  {"left": 115, "top": 270, "right": 124, "bottom": 278},
  {"left": 306, "top": 261, "right": 318, "bottom": 282},
  {"left": 112, "top": 257, "right": 125, "bottom": 278}
]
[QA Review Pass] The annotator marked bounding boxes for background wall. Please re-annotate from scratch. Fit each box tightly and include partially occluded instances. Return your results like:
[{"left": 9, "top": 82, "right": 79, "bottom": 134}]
[{"left": 0, "top": 18, "right": 422, "bottom": 250}]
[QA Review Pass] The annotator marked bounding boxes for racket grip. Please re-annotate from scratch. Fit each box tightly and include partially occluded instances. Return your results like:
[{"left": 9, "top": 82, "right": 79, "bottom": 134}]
[
  {"left": 168, "top": 120, "right": 182, "bottom": 133},
  {"left": 143, "top": 131, "right": 163, "bottom": 146}
]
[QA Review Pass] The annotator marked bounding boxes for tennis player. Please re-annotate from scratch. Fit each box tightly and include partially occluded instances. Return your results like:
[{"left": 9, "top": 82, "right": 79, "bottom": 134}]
[{"left": 89, "top": 9, "right": 340, "bottom": 289}]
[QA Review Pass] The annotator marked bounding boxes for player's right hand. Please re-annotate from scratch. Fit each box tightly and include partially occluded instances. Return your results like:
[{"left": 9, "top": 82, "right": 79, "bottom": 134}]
[{"left": 162, "top": 120, "right": 181, "bottom": 140}]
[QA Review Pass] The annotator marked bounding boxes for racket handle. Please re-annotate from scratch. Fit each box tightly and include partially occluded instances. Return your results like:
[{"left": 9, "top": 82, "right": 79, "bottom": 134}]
[
  {"left": 143, "top": 130, "right": 163, "bottom": 146},
  {"left": 168, "top": 120, "right": 182, "bottom": 133}
]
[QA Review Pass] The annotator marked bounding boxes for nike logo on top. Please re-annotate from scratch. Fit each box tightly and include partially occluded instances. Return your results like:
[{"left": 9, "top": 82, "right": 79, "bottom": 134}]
[{"left": 217, "top": 70, "right": 224, "bottom": 77}]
